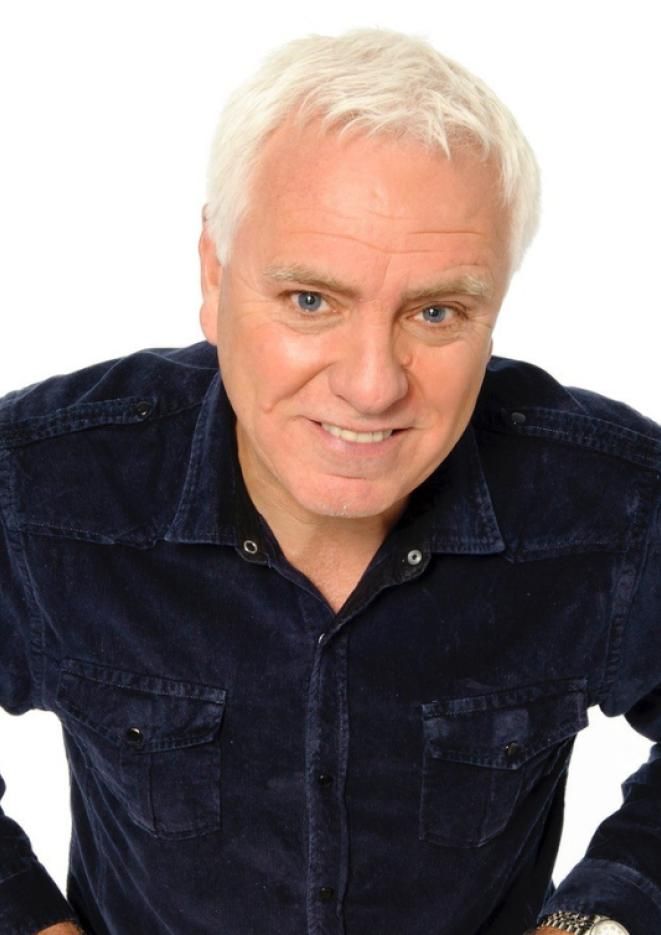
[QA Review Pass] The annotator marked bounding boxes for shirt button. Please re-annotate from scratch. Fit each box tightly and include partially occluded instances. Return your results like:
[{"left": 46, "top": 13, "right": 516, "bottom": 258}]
[
  {"left": 406, "top": 549, "right": 423, "bottom": 566},
  {"left": 125, "top": 727, "right": 144, "bottom": 747},
  {"left": 510, "top": 411, "right": 526, "bottom": 426},
  {"left": 317, "top": 773, "right": 333, "bottom": 787},
  {"left": 242, "top": 539, "right": 259, "bottom": 555},
  {"left": 504, "top": 741, "right": 522, "bottom": 760},
  {"left": 134, "top": 400, "right": 152, "bottom": 420},
  {"left": 318, "top": 886, "right": 335, "bottom": 902}
]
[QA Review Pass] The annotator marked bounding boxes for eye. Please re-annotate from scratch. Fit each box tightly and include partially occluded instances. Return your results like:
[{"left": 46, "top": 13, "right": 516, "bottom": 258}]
[
  {"left": 418, "top": 305, "right": 455, "bottom": 324},
  {"left": 293, "top": 291, "right": 326, "bottom": 312}
]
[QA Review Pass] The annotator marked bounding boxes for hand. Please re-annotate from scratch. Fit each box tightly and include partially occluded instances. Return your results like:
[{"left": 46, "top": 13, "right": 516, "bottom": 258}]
[{"left": 36, "top": 924, "right": 83, "bottom": 935}]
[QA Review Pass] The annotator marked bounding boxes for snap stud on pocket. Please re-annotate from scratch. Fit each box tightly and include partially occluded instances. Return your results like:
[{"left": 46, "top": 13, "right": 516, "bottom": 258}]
[
  {"left": 419, "top": 679, "right": 588, "bottom": 848},
  {"left": 125, "top": 727, "right": 145, "bottom": 747},
  {"left": 57, "top": 660, "right": 228, "bottom": 839}
]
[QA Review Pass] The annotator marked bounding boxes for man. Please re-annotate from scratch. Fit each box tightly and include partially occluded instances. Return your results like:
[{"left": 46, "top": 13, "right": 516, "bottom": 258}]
[{"left": 0, "top": 28, "right": 658, "bottom": 935}]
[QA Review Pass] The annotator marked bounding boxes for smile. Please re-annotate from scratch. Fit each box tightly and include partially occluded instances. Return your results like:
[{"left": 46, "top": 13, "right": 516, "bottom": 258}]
[{"left": 321, "top": 423, "right": 394, "bottom": 444}]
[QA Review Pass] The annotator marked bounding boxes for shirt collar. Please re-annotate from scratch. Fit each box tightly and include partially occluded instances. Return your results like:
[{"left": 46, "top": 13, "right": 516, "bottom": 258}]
[
  {"left": 164, "top": 371, "right": 241, "bottom": 547},
  {"left": 164, "top": 370, "right": 505, "bottom": 556}
]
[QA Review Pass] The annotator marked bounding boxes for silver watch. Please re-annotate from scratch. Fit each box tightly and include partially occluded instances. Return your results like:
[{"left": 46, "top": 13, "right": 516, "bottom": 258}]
[{"left": 538, "top": 910, "right": 629, "bottom": 934}]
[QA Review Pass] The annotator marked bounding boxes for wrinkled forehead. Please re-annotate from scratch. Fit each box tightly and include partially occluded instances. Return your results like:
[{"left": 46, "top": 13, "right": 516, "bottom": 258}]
[{"left": 234, "top": 117, "right": 512, "bottom": 293}]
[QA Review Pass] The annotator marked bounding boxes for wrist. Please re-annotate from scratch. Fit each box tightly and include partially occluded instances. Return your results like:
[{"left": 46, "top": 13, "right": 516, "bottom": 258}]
[
  {"left": 36, "top": 924, "right": 85, "bottom": 935},
  {"left": 534, "top": 912, "right": 629, "bottom": 935}
]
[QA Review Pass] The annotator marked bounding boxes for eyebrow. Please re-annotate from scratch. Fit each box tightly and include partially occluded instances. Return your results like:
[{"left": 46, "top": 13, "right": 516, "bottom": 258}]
[{"left": 262, "top": 263, "right": 494, "bottom": 302}]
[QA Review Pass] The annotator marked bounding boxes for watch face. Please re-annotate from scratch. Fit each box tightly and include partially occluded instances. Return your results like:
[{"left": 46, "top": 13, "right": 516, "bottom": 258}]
[{"left": 592, "top": 921, "right": 629, "bottom": 935}]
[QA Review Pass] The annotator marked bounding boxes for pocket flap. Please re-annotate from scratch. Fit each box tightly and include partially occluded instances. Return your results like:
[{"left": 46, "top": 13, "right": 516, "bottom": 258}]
[
  {"left": 57, "top": 658, "right": 227, "bottom": 752},
  {"left": 421, "top": 678, "right": 587, "bottom": 769}
]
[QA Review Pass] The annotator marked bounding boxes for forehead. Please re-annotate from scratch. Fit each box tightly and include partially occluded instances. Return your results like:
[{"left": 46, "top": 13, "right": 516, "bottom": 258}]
[{"left": 236, "top": 118, "right": 511, "bottom": 287}]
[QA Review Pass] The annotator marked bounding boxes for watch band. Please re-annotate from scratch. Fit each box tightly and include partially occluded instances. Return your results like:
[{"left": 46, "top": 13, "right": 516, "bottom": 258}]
[{"left": 536, "top": 910, "right": 630, "bottom": 934}]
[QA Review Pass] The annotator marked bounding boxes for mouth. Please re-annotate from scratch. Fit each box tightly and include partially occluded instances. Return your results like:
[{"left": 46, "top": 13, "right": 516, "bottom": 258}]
[{"left": 320, "top": 422, "right": 399, "bottom": 444}]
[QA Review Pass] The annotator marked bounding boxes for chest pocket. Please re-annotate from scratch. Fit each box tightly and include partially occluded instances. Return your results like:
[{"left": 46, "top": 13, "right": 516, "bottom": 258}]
[
  {"left": 56, "top": 659, "right": 227, "bottom": 840},
  {"left": 419, "top": 678, "right": 587, "bottom": 848}
]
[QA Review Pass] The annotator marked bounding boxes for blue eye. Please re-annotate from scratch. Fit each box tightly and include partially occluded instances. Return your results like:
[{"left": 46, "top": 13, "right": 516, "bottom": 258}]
[
  {"left": 421, "top": 306, "right": 451, "bottom": 323},
  {"left": 295, "top": 292, "right": 324, "bottom": 312}
]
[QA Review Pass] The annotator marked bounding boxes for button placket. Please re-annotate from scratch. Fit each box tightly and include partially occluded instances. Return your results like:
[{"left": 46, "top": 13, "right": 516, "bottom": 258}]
[{"left": 305, "top": 628, "right": 348, "bottom": 930}]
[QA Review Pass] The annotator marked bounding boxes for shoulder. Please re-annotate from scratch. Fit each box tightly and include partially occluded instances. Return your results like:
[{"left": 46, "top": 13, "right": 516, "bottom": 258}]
[
  {"left": 472, "top": 356, "right": 660, "bottom": 560},
  {"left": 0, "top": 342, "right": 220, "bottom": 547},
  {"left": 0, "top": 341, "right": 218, "bottom": 436},
  {"left": 474, "top": 355, "right": 660, "bottom": 469}
]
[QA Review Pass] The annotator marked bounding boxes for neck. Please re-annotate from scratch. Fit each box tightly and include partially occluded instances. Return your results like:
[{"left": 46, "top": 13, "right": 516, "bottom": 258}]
[
  {"left": 251, "top": 489, "right": 406, "bottom": 613},
  {"left": 252, "top": 479, "right": 406, "bottom": 569},
  {"left": 236, "top": 435, "right": 406, "bottom": 570}
]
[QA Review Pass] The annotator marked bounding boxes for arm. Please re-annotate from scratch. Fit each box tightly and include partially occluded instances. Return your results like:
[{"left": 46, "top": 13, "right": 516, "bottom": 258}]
[
  {"left": 0, "top": 476, "right": 83, "bottom": 934},
  {"left": 537, "top": 483, "right": 661, "bottom": 931}
]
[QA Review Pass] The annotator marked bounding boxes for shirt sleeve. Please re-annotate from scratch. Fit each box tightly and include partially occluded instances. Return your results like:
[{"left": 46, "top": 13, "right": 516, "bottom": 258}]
[
  {"left": 539, "top": 481, "right": 661, "bottom": 931},
  {"left": 0, "top": 460, "right": 84, "bottom": 934}
]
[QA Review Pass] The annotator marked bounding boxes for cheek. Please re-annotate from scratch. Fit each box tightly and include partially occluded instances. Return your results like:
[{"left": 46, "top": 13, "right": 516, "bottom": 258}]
[
  {"left": 411, "top": 353, "right": 488, "bottom": 455},
  {"left": 252, "top": 328, "right": 331, "bottom": 404},
  {"left": 418, "top": 341, "right": 488, "bottom": 405},
  {"left": 221, "top": 336, "right": 326, "bottom": 435}
]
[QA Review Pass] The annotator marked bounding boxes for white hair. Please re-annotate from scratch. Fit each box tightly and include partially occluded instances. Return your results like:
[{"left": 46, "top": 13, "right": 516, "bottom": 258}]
[{"left": 205, "top": 28, "right": 541, "bottom": 272}]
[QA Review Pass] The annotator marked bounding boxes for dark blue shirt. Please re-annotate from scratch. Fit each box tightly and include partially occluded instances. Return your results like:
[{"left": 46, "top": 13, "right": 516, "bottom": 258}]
[{"left": 0, "top": 341, "right": 659, "bottom": 935}]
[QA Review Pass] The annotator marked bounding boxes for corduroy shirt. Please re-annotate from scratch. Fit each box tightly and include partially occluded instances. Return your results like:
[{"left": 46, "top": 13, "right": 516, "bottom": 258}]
[{"left": 0, "top": 341, "right": 660, "bottom": 935}]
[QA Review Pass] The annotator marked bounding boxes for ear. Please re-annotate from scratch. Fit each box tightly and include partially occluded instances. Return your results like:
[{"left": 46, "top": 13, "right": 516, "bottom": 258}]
[{"left": 198, "top": 214, "right": 223, "bottom": 346}]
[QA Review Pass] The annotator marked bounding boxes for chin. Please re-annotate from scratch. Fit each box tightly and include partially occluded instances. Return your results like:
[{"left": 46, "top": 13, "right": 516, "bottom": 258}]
[
  {"left": 294, "top": 480, "right": 403, "bottom": 521},
  {"left": 314, "top": 502, "right": 382, "bottom": 520}
]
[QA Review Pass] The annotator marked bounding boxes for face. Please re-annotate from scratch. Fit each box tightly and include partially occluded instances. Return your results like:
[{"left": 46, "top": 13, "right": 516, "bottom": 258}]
[{"left": 199, "top": 120, "right": 512, "bottom": 529}]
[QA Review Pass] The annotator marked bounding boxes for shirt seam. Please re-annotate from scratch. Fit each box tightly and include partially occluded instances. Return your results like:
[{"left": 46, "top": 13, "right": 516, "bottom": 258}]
[
  {"left": 474, "top": 418, "right": 660, "bottom": 472},
  {"left": 0, "top": 456, "right": 49, "bottom": 712},
  {"left": 0, "top": 398, "right": 204, "bottom": 450},
  {"left": 598, "top": 471, "right": 660, "bottom": 709}
]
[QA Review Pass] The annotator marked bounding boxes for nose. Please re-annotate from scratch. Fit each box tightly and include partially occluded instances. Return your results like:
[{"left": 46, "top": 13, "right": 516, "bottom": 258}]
[{"left": 327, "top": 319, "right": 409, "bottom": 416}]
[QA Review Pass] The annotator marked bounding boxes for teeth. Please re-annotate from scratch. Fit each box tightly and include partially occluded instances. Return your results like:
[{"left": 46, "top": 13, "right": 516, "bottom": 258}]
[{"left": 321, "top": 423, "right": 394, "bottom": 444}]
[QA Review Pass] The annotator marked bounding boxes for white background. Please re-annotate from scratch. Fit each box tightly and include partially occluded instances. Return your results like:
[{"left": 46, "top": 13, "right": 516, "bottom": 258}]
[{"left": 0, "top": 0, "right": 659, "bottom": 903}]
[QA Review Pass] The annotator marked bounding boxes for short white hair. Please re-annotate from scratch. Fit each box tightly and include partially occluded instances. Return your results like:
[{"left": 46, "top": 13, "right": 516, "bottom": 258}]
[{"left": 205, "top": 28, "right": 540, "bottom": 272}]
